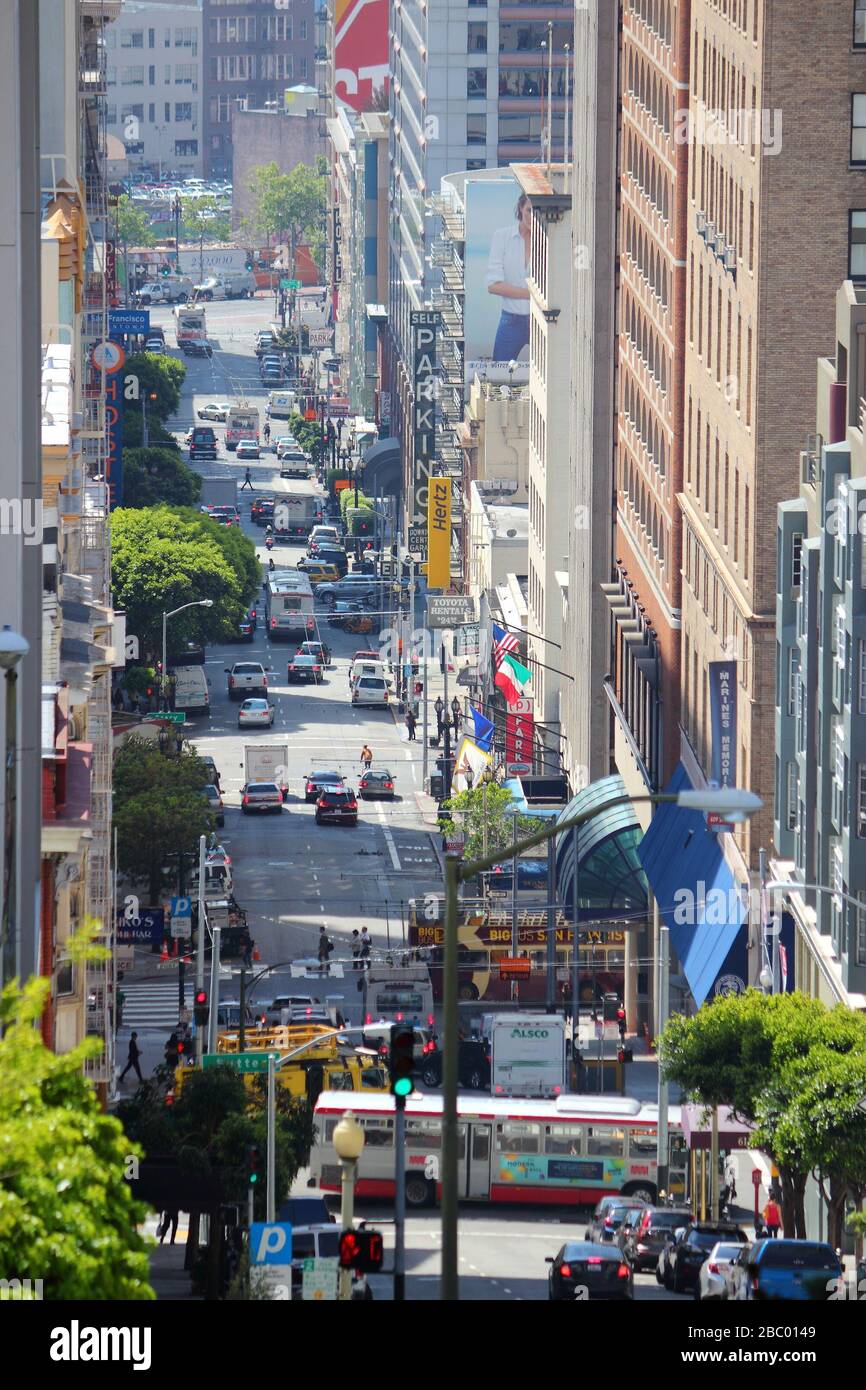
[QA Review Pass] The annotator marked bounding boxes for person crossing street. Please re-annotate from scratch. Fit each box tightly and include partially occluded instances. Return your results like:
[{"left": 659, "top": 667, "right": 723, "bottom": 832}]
[
  {"left": 405, "top": 709, "right": 417, "bottom": 741},
  {"left": 360, "top": 743, "right": 373, "bottom": 770},
  {"left": 119, "top": 1032, "right": 143, "bottom": 1085},
  {"left": 240, "top": 467, "right": 253, "bottom": 491}
]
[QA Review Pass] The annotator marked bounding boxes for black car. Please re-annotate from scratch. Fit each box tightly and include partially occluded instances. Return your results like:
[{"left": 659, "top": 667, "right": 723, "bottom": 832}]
[
  {"left": 304, "top": 770, "right": 345, "bottom": 803},
  {"left": 312, "top": 547, "right": 349, "bottom": 576},
  {"left": 547, "top": 1242, "right": 633, "bottom": 1301},
  {"left": 251, "top": 497, "right": 275, "bottom": 526},
  {"left": 167, "top": 640, "right": 205, "bottom": 666},
  {"left": 277, "top": 1196, "right": 336, "bottom": 1226},
  {"left": 233, "top": 618, "right": 255, "bottom": 642},
  {"left": 183, "top": 339, "right": 212, "bottom": 358},
  {"left": 661, "top": 1222, "right": 749, "bottom": 1293},
  {"left": 621, "top": 1206, "right": 693, "bottom": 1272},
  {"left": 585, "top": 1196, "right": 646, "bottom": 1245},
  {"left": 189, "top": 425, "right": 217, "bottom": 460},
  {"left": 315, "top": 787, "right": 358, "bottom": 826},
  {"left": 418, "top": 1038, "right": 490, "bottom": 1091}
]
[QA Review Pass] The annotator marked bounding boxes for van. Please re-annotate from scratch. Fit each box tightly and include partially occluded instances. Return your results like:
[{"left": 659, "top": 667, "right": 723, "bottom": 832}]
[
  {"left": 171, "top": 664, "right": 210, "bottom": 717},
  {"left": 351, "top": 675, "right": 390, "bottom": 707},
  {"left": 351, "top": 660, "right": 394, "bottom": 691},
  {"left": 299, "top": 561, "right": 341, "bottom": 588},
  {"left": 268, "top": 390, "right": 297, "bottom": 419}
]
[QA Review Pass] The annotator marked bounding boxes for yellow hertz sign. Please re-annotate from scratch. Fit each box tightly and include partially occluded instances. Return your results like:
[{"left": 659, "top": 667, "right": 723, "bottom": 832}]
[{"left": 427, "top": 477, "right": 451, "bottom": 589}]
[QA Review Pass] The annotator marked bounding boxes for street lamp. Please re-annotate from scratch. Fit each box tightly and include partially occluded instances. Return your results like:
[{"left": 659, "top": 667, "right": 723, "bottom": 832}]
[
  {"left": 0, "top": 626, "right": 29, "bottom": 988},
  {"left": 161, "top": 600, "right": 214, "bottom": 703},
  {"left": 439, "top": 784, "right": 763, "bottom": 1300},
  {"left": 333, "top": 1111, "right": 365, "bottom": 1302}
]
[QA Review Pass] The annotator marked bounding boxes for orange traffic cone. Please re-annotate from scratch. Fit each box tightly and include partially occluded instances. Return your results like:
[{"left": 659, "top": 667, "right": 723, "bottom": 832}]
[
  {"left": 253, "top": 945, "right": 261, "bottom": 962},
  {"left": 160, "top": 940, "right": 169, "bottom": 962}
]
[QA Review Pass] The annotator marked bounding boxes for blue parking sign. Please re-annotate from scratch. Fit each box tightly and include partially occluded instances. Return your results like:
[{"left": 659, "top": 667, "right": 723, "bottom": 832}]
[
  {"left": 250, "top": 1222, "right": 293, "bottom": 1265},
  {"left": 170, "top": 895, "right": 192, "bottom": 919}
]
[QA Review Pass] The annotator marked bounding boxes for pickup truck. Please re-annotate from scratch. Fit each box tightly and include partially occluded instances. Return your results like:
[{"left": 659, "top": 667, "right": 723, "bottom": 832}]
[{"left": 225, "top": 661, "right": 271, "bottom": 700}]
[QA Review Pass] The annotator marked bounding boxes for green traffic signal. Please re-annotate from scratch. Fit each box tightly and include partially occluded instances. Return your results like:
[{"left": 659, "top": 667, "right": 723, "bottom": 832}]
[{"left": 393, "top": 1076, "right": 413, "bottom": 1098}]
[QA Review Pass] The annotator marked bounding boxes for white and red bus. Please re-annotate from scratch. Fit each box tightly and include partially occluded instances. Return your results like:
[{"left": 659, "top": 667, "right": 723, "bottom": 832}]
[{"left": 309, "top": 1091, "right": 686, "bottom": 1211}]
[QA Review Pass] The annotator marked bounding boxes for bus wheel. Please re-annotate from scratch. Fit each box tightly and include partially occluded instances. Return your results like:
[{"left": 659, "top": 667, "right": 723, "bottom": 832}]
[
  {"left": 458, "top": 983, "right": 479, "bottom": 1002},
  {"left": 622, "top": 1182, "right": 656, "bottom": 1205},
  {"left": 405, "top": 1174, "right": 433, "bottom": 1209}
]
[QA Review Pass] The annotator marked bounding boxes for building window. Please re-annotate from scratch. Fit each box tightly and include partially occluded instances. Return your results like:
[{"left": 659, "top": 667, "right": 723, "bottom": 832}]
[
  {"left": 148, "top": 102, "right": 155, "bottom": 123},
  {"left": 857, "top": 764, "right": 866, "bottom": 837},
  {"left": 469, "top": 22, "right": 487, "bottom": 51},
  {"left": 858, "top": 639, "right": 866, "bottom": 715},
  {"left": 121, "top": 30, "right": 144, "bottom": 48},
  {"left": 148, "top": 65, "right": 155, "bottom": 86},
  {"left": 467, "top": 114, "right": 487, "bottom": 146},
  {"left": 857, "top": 5, "right": 866, "bottom": 46},
  {"left": 175, "top": 140, "right": 198, "bottom": 158},
  {"left": 836, "top": 604, "right": 847, "bottom": 671},
  {"left": 849, "top": 211, "right": 866, "bottom": 280},
  {"left": 468, "top": 68, "right": 487, "bottom": 98},
  {"left": 786, "top": 762, "right": 799, "bottom": 832},
  {"left": 124, "top": 66, "right": 145, "bottom": 86},
  {"left": 175, "top": 63, "right": 196, "bottom": 85},
  {"left": 175, "top": 102, "right": 193, "bottom": 123},
  {"left": 791, "top": 532, "right": 803, "bottom": 590},
  {"left": 852, "top": 95, "right": 866, "bottom": 164},
  {"left": 856, "top": 891, "right": 866, "bottom": 966},
  {"left": 787, "top": 646, "right": 800, "bottom": 718}
]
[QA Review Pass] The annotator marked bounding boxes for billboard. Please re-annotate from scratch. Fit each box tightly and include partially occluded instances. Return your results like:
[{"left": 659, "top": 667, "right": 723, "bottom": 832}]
[
  {"left": 411, "top": 309, "right": 440, "bottom": 525},
  {"left": 505, "top": 700, "right": 534, "bottom": 767},
  {"left": 334, "top": 0, "right": 390, "bottom": 113},
  {"left": 463, "top": 175, "right": 532, "bottom": 386},
  {"left": 427, "top": 476, "right": 451, "bottom": 589}
]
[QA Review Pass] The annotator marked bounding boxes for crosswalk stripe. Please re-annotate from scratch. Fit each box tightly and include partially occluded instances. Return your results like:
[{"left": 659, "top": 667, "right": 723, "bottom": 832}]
[{"left": 122, "top": 982, "right": 191, "bottom": 1030}]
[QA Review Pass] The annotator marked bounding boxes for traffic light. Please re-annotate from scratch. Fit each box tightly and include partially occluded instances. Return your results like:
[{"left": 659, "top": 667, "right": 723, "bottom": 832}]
[
  {"left": 194, "top": 987, "right": 209, "bottom": 1027},
  {"left": 245, "top": 255, "right": 254, "bottom": 271},
  {"left": 389, "top": 1023, "right": 415, "bottom": 1100},
  {"left": 616, "top": 1005, "right": 626, "bottom": 1039},
  {"left": 602, "top": 993, "right": 619, "bottom": 1024},
  {"left": 247, "top": 1144, "right": 261, "bottom": 1186},
  {"left": 338, "top": 1228, "right": 384, "bottom": 1273},
  {"left": 160, "top": 263, "right": 170, "bottom": 277}
]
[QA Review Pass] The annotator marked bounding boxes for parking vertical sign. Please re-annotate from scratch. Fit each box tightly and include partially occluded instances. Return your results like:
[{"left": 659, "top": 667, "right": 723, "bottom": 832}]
[{"left": 250, "top": 1222, "right": 293, "bottom": 1299}]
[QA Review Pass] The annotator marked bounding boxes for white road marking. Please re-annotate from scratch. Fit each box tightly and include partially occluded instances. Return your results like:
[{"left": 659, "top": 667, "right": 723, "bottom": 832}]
[{"left": 375, "top": 801, "right": 401, "bottom": 871}]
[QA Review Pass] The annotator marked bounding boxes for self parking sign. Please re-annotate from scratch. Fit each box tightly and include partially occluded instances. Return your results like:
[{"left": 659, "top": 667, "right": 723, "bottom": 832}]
[{"left": 250, "top": 1222, "right": 293, "bottom": 1265}]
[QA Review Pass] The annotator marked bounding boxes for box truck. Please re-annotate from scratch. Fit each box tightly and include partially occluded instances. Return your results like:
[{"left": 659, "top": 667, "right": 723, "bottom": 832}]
[
  {"left": 489, "top": 1013, "right": 567, "bottom": 1098},
  {"left": 200, "top": 477, "right": 238, "bottom": 510},
  {"left": 243, "top": 743, "right": 290, "bottom": 799}
]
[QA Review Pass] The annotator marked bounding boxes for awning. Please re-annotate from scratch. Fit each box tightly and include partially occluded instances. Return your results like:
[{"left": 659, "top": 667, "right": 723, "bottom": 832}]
[
  {"left": 360, "top": 437, "right": 401, "bottom": 497},
  {"left": 681, "top": 1104, "right": 753, "bottom": 1151},
  {"left": 637, "top": 762, "right": 746, "bottom": 1007},
  {"left": 554, "top": 774, "right": 648, "bottom": 925}
]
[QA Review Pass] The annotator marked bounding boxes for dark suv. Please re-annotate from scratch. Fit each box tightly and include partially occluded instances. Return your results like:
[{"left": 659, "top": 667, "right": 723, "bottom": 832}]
[
  {"left": 585, "top": 1196, "right": 646, "bottom": 1245},
  {"left": 418, "top": 1038, "right": 490, "bottom": 1091},
  {"left": 660, "top": 1221, "right": 749, "bottom": 1293},
  {"left": 621, "top": 1206, "right": 694, "bottom": 1272},
  {"left": 189, "top": 425, "right": 217, "bottom": 460}
]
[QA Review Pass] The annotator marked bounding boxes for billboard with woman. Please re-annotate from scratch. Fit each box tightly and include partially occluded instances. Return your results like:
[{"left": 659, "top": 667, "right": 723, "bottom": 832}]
[{"left": 463, "top": 175, "right": 531, "bottom": 385}]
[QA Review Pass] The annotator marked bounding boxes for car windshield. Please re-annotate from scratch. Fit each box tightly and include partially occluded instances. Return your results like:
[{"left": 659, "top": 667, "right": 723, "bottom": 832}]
[
  {"left": 713, "top": 1244, "right": 743, "bottom": 1261},
  {"left": 325, "top": 792, "right": 353, "bottom": 803},
  {"left": 689, "top": 1230, "right": 734, "bottom": 1249},
  {"left": 234, "top": 665, "right": 262, "bottom": 674},
  {"left": 650, "top": 1212, "right": 691, "bottom": 1229},
  {"left": 247, "top": 783, "right": 279, "bottom": 794},
  {"left": 310, "top": 772, "right": 341, "bottom": 782},
  {"left": 243, "top": 700, "right": 268, "bottom": 710}
]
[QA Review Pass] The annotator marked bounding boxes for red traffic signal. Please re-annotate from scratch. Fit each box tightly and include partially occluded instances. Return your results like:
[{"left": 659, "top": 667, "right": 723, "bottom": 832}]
[
  {"left": 194, "top": 987, "right": 209, "bottom": 1027},
  {"left": 338, "top": 1228, "right": 384, "bottom": 1273}
]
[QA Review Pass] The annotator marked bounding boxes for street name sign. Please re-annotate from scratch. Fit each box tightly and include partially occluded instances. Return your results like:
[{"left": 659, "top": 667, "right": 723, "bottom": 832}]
[{"left": 202, "top": 1052, "right": 280, "bottom": 1073}]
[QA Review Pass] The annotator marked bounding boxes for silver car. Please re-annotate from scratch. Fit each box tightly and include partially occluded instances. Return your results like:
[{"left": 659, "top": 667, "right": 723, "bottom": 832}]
[
  {"left": 241, "top": 781, "right": 283, "bottom": 815},
  {"left": 696, "top": 1241, "right": 745, "bottom": 1301}
]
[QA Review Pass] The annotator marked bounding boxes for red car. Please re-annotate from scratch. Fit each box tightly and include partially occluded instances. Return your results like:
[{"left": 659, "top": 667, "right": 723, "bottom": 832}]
[{"left": 315, "top": 787, "right": 358, "bottom": 826}]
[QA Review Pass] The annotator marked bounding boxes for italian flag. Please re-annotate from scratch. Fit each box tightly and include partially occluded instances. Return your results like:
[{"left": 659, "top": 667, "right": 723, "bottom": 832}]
[{"left": 495, "top": 653, "right": 531, "bottom": 705}]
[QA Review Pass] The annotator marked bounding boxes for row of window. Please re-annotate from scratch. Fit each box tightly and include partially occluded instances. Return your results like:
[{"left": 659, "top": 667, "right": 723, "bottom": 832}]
[
  {"left": 208, "top": 15, "right": 304, "bottom": 44},
  {"left": 529, "top": 475, "right": 546, "bottom": 551},
  {"left": 107, "top": 27, "right": 196, "bottom": 51},
  {"left": 701, "top": 0, "right": 759, "bottom": 42},
  {"left": 686, "top": 398, "right": 751, "bottom": 576},
  {"left": 208, "top": 54, "right": 308, "bottom": 83},
  {"left": 497, "top": 66, "right": 569, "bottom": 99},
  {"left": 108, "top": 103, "right": 195, "bottom": 125},
  {"left": 529, "top": 393, "right": 547, "bottom": 465},
  {"left": 695, "top": 149, "right": 754, "bottom": 275},
  {"left": 621, "top": 371, "right": 669, "bottom": 480},
  {"left": 621, "top": 290, "right": 669, "bottom": 395},
  {"left": 625, "top": 129, "right": 671, "bottom": 224},
  {"left": 689, "top": 258, "right": 752, "bottom": 425},
  {"left": 528, "top": 558, "right": 545, "bottom": 635},
  {"left": 625, "top": 48, "right": 672, "bottom": 138},
  {"left": 627, "top": 0, "right": 674, "bottom": 48},
  {"left": 621, "top": 207, "right": 670, "bottom": 311},
  {"left": 324, "top": 1115, "right": 665, "bottom": 1160},
  {"left": 530, "top": 314, "right": 547, "bottom": 386},
  {"left": 108, "top": 65, "right": 196, "bottom": 87},
  {"left": 620, "top": 446, "right": 668, "bottom": 573},
  {"left": 683, "top": 631, "right": 749, "bottom": 793},
  {"left": 683, "top": 525, "right": 751, "bottom": 690}
]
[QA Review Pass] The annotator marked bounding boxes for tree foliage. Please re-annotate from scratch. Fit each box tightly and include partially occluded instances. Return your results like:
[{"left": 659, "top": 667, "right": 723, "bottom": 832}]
[
  {"left": 246, "top": 161, "right": 327, "bottom": 269},
  {"left": 0, "top": 972, "right": 154, "bottom": 1300},
  {"left": 124, "top": 351, "right": 187, "bottom": 422},
  {"left": 123, "top": 447, "right": 202, "bottom": 509},
  {"left": 110, "top": 505, "right": 260, "bottom": 657},
  {"left": 113, "top": 736, "right": 214, "bottom": 899},
  {"left": 442, "top": 783, "right": 538, "bottom": 862},
  {"left": 179, "top": 196, "right": 231, "bottom": 243},
  {"left": 115, "top": 194, "right": 156, "bottom": 248}
]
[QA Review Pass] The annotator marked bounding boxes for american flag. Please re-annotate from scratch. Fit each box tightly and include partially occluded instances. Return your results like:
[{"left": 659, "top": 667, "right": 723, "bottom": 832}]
[{"left": 492, "top": 622, "right": 519, "bottom": 668}]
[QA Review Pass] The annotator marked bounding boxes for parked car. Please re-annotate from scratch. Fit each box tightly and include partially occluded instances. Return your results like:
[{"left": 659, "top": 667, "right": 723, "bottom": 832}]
[
  {"left": 358, "top": 769, "right": 395, "bottom": 800},
  {"left": 198, "top": 754, "right": 220, "bottom": 786},
  {"left": 585, "top": 1196, "right": 645, "bottom": 1246},
  {"left": 546, "top": 1242, "right": 633, "bottom": 1301},
  {"left": 696, "top": 1240, "right": 748, "bottom": 1301},
  {"left": 198, "top": 402, "right": 232, "bottom": 421},
  {"left": 659, "top": 1221, "right": 749, "bottom": 1293},
  {"left": 352, "top": 675, "right": 390, "bottom": 708},
  {"left": 241, "top": 781, "right": 283, "bottom": 815},
  {"left": 621, "top": 1206, "right": 693, "bottom": 1272},
  {"left": 202, "top": 783, "right": 224, "bottom": 827},
  {"left": 287, "top": 653, "right": 323, "bottom": 684},
  {"left": 236, "top": 438, "right": 261, "bottom": 460},
  {"left": 237, "top": 698, "right": 275, "bottom": 729},
  {"left": 315, "top": 787, "right": 358, "bottom": 826},
  {"left": 304, "top": 771, "right": 346, "bottom": 803},
  {"left": 226, "top": 661, "right": 270, "bottom": 700},
  {"left": 726, "top": 1239, "right": 843, "bottom": 1302}
]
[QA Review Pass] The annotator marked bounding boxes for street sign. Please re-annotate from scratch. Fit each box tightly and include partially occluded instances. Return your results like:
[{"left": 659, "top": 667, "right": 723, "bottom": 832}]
[
  {"left": 706, "top": 811, "right": 735, "bottom": 833},
  {"left": 454, "top": 623, "right": 480, "bottom": 657},
  {"left": 507, "top": 762, "right": 533, "bottom": 775},
  {"left": 202, "top": 1052, "right": 280, "bottom": 1073},
  {"left": 408, "top": 525, "right": 428, "bottom": 560},
  {"left": 170, "top": 894, "right": 192, "bottom": 939},
  {"left": 142, "top": 712, "right": 186, "bottom": 724},
  {"left": 444, "top": 830, "right": 465, "bottom": 857},
  {"left": 302, "top": 1257, "right": 338, "bottom": 1301},
  {"left": 116, "top": 907, "right": 165, "bottom": 945},
  {"left": 426, "top": 596, "right": 475, "bottom": 629},
  {"left": 108, "top": 308, "right": 150, "bottom": 336},
  {"left": 499, "top": 957, "right": 532, "bottom": 980},
  {"left": 91, "top": 340, "right": 125, "bottom": 372},
  {"left": 309, "top": 327, "right": 335, "bottom": 349},
  {"left": 279, "top": 277, "right": 300, "bottom": 289}
]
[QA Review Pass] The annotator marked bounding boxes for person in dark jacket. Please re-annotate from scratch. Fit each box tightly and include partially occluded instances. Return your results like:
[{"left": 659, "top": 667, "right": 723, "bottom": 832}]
[{"left": 119, "top": 1032, "right": 143, "bottom": 1084}]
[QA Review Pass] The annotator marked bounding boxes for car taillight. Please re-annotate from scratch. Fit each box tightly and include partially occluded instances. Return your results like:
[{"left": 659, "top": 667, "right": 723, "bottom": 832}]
[
  {"left": 552, "top": 1085, "right": 561, "bottom": 1094},
  {"left": 384, "top": 780, "right": 392, "bottom": 788},
  {"left": 617, "top": 1264, "right": 630, "bottom": 1279},
  {"left": 495, "top": 1084, "right": 503, "bottom": 1094},
  {"left": 262, "top": 676, "right": 268, "bottom": 686},
  {"left": 307, "top": 618, "right": 314, "bottom": 629},
  {"left": 228, "top": 676, "right": 234, "bottom": 686},
  {"left": 428, "top": 1015, "right": 434, "bottom": 1027},
  {"left": 396, "top": 1012, "right": 404, "bottom": 1022},
  {"left": 604, "top": 1215, "right": 614, "bottom": 1227},
  {"left": 559, "top": 1264, "right": 572, "bottom": 1279},
  {"left": 270, "top": 618, "right": 277, "bottom": 629},
  {"left": 707, "top": 1262, "right": 719, "bottom": 1275},
  {"left": 750, "top": 1272, "right": 760, "bottom": 1292}
]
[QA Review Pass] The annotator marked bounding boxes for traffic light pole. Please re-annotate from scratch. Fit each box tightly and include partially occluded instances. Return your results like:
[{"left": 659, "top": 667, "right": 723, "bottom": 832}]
[
  {"left": 394, "top": 1097, "right": 406, "bottom": 1302},
  {"left": 195, "top": 834, "right": 206, "bottom": 1063},
  {"left": 266, "top": 1053, "right": 276, "bottom": 1223}
]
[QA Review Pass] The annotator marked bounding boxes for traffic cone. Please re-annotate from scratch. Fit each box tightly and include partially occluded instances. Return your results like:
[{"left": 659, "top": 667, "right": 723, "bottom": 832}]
[
  {"left": 160, "top": 940, "right": 169, "bottom": 962},
  {"left": 253, "top": 945, "right": 261, "bottom": 962}
]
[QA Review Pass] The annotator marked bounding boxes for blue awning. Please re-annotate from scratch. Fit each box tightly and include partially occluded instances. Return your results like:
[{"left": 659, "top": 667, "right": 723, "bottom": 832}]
[{"left": 637, "top": 762, "right": 746, "bottom": 1007}]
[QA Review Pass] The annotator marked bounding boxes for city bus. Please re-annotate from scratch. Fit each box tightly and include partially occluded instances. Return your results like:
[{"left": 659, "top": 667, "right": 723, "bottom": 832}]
[
  {"left": 173, "top": 303, "right": 207, "bottom": 347},
  {"left": 407, "top": 897, "right": 626, "bottom": 1004},
  {"left": 309, "top": 1091, "right": 686, "bottom": 1210},
  {"left": 263, "top": 568, "right": 315, "bottom": 641}
]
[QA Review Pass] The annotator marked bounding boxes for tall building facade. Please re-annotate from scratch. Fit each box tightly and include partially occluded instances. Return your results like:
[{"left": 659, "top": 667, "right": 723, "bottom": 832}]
[
  {"left": 680, "top": 0, "right": 866, "bottom": 883},
  {"left": 202, "top": 0, "right": 316, "bottom": 177},
  {"left": 606, "top": 0, "right": 691, "bottom": 801},
  {"left": 104, "top": 0, "right": 203, "bottom": 178}
]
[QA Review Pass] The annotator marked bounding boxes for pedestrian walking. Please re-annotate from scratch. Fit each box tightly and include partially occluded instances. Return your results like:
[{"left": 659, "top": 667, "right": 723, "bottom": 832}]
[
  {"left": 317, "top": 926, "right": 334, "bottom": 972},
  {"left": 451, "top": 696, "right": 462, "bottom": 733},
  {"left": 164, "top": 1031, "right": 180, "bottom": 1071},
  {"left": 360, "top": 743, "right": 373, "bottom": 771},
  {"left": 119, "top": 1032, "right": 143, "bottom": 1085},
  {"left": 405, "top": 709, "right": 417, "bottom": 741},
  {"left": 351, "top": 929, "right": 361, "bottom": 970},
  {"left": 242, "top": 931, "right": 253, "bottom": 968},
  {"left": 263, "top": 421, "right": 271, "bottom": 444},
  {"left": 434, "top": 696, "right": 445, "bottom": 738},
  {"left": 359, "top": 926, "right": 372, "bottom": 970},
  {"left": 158, "top": 1209, "right": 179, "bottom": 1245},
  {"left": 240, "top": 467, "right": 253, "bottom": 491},
  {"left": 762, "top": 1198, "right": 781, "bottom": 1238}
]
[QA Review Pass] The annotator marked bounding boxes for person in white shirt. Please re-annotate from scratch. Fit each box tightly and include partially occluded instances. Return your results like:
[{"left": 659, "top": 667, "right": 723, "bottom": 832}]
[{"left": 485, "top": 194, "right": 533, "bottom": 361}]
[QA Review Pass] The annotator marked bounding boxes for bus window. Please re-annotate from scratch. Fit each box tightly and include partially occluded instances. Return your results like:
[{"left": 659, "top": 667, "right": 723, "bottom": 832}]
[
  {"left": 586, "top": 1126, "right": 625, "bottom": 1157},
  {"left": 545, "top": 1124, "right": 582, "bottom": 1156},
  {"left": 406, "top": 1120, "right": 442, "bottom": 1150},
  {"left": 361, "top": 1118, "right": 393, "bottom": 1147},
  {"left": 628, "top": 1128, "right": 656, "bottom": 1160},
  {"left": 324, "top": 1117, "right": 340, "bottom": 1142},
  {"left": 496, "top": 1122, "right": 541, "bottom": 1154},
  {"left": 669, "top": 1134, "right": 688, "bottom": 1169},
  {"left": 471, "top": 1127, "right": 490, "bottom": 1161}
]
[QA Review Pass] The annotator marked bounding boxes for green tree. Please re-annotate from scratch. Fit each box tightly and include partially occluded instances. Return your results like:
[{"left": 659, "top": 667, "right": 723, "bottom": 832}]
[
  {"left": 441, "top": 783, "right": 538, "bottom": 862},
  {"left": 246, "top": 160, "right": 328, "bottom": 273},
  {"left": 180, "top": 196, "right": 232, "bottom": 243},
  {"left": 124, "top": 351, "right": 187, "bottom": 423},
  {"left": 123, "top": 447, "right": 202, "bottom": 509},
  {"left": 113, "top": 736, "right": 214, "bottom": 899},
  {"left": 110, "top": 505, "right": 259, "bottom": 657},
  {"left": 0, "top": 970, "right": 154, "bottom": 1300},
  {"left": 115, "top": 193, "right": 156, "bottom": 248}
]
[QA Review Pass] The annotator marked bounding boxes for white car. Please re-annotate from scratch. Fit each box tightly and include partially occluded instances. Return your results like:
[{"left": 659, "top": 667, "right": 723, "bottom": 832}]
[
  {"left": 275, "top": 436, "right": 299, "bottom": 459},
  {"left": 236, "top": 438, "right": 261, "bottom": 460},
  {"left": 351, "top": 675, "right": 390, "bottom": 707},
  {"left": 696, "top": 1242, "right": 744, "bottom": 1301},
  {"left": 198, "top": 402, "right": 233, "bottom": 422},
  {"left": 145, "top": 337, "right": 167, "bottom": 354},
  {"left": 237, "top": 698, "right": 275, "bottom": 729}
]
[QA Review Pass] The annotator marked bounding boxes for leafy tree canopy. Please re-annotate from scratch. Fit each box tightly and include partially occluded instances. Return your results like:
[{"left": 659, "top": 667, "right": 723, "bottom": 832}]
[
  {"left": 115, "top": 194, "right": 156, "bottom": 248},
  {"left": 124, "top": 351, "right": 187, "bottom": 422},
  {"left": 113, "top": 736, "right": 214, "bottom": 899},
  {"left": 442, "top": 783, "right": 537, "bottom": 863},
  {"left": 123, "top": 447, "right": 202, "bottom": 510}
]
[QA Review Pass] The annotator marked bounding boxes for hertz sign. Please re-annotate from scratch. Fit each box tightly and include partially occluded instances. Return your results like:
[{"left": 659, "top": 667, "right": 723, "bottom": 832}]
[{"left": 427, "top": 477, "right": 451, "bottom": 588}]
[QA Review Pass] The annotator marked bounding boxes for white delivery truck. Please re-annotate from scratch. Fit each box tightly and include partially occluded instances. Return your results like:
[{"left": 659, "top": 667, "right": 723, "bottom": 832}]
[
  {"left": 226, "top": 404, "right": 260, "bottom": 451},
  {"left": 171, "top": 665, "right": 210, "bottom": 718},
  {"left": 489, "top": 1013, "right": 567, "bottom": 1098},
  {"left": 273, "top": 492, "right": 320, "bottom": 537},
  {"left": 243, "top": 743, "right": 290, "bottom": 799},
  {"left": 199, "top": 476, "right": 238, "bottom": 510},
  {"left": 267, "top": 390, "right": 298, "bottom": 420}
]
